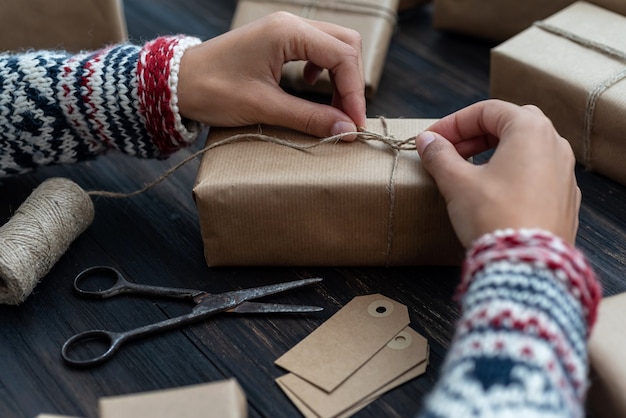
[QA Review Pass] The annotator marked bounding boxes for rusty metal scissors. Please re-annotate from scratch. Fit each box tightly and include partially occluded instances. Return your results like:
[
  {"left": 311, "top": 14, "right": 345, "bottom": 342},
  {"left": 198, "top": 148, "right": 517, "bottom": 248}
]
[{"left": 61, "top": 266, "right": 323, "bottom": 367}]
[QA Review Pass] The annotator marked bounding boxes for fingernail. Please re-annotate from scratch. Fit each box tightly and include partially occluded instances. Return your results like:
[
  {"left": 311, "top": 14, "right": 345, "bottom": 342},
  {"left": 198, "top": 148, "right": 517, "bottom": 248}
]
[
  {"left": 415, "top": 131, "right": 437, "bottom": 155},
  {"left": 331, "top": 121, "right": 357, "bottom": 140}
]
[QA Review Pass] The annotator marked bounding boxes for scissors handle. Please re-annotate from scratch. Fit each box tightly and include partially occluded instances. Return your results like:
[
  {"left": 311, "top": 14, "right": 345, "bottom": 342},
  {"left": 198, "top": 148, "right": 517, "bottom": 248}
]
[
  {"left": 74, "top": 266, "right": 204, "bottom": 300},
  {"left": 61, "top": 329, "right": 124, "bottom": 367},
  {"left": 61, "top": 305, "right": 224, "bottom": 367}
]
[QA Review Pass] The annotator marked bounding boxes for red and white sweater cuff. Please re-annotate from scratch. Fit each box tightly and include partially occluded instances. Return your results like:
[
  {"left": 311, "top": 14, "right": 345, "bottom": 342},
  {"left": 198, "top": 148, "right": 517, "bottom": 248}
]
[{"left": 138, "top": 35, "right": 203, "bottom": 155}]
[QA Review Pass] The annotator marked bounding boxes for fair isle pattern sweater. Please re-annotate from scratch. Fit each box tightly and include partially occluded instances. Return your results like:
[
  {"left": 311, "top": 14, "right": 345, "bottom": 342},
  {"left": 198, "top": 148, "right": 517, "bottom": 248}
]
[
  {"left": 0, "top": 35, "right": 202, "bottom": 177},
  {"left": 420, "top": 229, "right": 602, "bottom": 418}
]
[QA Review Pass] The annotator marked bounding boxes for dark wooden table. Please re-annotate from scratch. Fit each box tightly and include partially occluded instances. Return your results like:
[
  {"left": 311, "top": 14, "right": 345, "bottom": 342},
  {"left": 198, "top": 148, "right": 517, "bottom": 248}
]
[{"left": 1, "top": 1, "right": 625, "bottom": 417}]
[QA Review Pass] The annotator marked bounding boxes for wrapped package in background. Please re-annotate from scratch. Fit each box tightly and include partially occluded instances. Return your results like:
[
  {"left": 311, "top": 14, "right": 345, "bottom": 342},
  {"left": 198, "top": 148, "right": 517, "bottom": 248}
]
[
  {"left": 99, "top": 380, "right": 247, "bottom": 418},
  {"left": 491, "top": 2, "right": 626, "bottom": 186},
  {"left": 230, "top": 0, "right": 399, "bottom": 98},
  {"left": 0, "top": 0, "right": 127, "bottom": 52},
  {"left": 433, "top": 0, "right": 626, "bottom": 42},
  {"left": 587, "top": 293, "right": 626, "bottom": 418},
  {"left": 193, "top": 118, "right": 463, "bottom": 267}
]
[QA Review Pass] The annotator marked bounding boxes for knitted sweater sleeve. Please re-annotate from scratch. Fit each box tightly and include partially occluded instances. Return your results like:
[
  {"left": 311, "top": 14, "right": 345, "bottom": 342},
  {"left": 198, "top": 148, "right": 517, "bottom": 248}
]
[
  {"left": 0, "top": 36, "right": 202, "bottom": 177},
  {"left": 419, "top": 229, "right": 602, "bottom": 418}
]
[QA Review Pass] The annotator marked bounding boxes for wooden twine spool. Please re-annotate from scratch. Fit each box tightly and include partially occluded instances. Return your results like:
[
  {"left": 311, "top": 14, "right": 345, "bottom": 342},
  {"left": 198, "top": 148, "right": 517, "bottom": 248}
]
[{"left": 0, "top": 177, "right": 94, "bottom": 305}]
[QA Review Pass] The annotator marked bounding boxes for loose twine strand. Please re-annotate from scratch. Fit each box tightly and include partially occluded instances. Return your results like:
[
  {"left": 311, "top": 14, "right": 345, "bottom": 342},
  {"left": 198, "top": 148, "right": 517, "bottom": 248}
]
[{"left": 533, "top": 21, "right": 626, "bottom": 170}]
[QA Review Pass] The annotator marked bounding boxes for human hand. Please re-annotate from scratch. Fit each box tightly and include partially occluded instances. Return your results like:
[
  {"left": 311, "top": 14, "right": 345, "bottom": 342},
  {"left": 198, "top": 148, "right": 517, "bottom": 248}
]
[
  {"left": 176, "top": 12, "right": 366, "bottom": 139},
  {"left": 415, "top": 99, "right": 580, "bottom": 247}
]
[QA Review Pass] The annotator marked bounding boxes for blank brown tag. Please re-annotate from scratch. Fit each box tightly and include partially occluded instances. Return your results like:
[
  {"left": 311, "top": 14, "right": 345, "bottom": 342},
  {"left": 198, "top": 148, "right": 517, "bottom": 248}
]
[
  {"left": 278, "top": 360, "right": 428, "bottom": 418},
  {"left": 275, "top": 294, "right": 429, "bottom": 417},
  {"left": 277, "top": 327, "right": 428, "bottom": 417},
  {"left": 275, "top": 294, "right": 411, "bottom": 392}
]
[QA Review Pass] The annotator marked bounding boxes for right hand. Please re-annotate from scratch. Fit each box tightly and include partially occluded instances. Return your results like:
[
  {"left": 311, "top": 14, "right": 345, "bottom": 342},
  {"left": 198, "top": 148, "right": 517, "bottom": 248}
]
[{"left": 415, "top": 100, "right": 580, "bottom": 248}]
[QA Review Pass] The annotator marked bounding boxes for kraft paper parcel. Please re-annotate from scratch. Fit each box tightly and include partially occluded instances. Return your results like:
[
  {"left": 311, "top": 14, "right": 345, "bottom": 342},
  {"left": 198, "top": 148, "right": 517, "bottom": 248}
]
[{"left": 193, "top": 118, "right": 463, "bottom": 267}]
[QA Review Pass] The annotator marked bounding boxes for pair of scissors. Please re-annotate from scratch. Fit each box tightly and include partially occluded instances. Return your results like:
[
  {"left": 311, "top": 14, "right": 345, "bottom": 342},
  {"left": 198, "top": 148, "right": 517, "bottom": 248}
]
[{"left": 61, "top": 266, "right": 323, "bottom": 367}]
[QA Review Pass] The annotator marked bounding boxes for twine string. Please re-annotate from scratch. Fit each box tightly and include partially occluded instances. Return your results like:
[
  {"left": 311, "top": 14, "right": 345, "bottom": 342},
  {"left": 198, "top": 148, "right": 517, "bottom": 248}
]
[{"left": 533, "top": 21, "right": 626, "bottom": 170}]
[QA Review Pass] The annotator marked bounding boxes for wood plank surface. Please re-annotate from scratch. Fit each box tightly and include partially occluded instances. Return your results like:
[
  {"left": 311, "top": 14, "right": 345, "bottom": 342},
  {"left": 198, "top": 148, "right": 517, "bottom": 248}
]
[{"left": 1, "top": 1, "right": 625, "bottom": 418}]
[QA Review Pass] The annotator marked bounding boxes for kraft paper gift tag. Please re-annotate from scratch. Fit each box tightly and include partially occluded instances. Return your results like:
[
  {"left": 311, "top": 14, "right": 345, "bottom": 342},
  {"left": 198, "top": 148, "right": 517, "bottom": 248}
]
[
  {"left": 491, "top": 2, "right": 626, "bottom": 186},
  {"left": 230, "top": 0, "right": 399, "bottom": 97},
  {"left": 276, "top": 294, "right": 410, "bottom": 391},
  {"left": 275, "top": 294, "right": 429, "bottom": 417},
  {"left": 193, "top": 118, "right": 464, "bottom": 267},
  {"left": 99, "top": 379, "right": 247, "bottom": 418},
  {"left": 0, "top": 0, "right": 127, "bottom": 52},
  {"left": 277, "top": 361, "right": 428, "bottom": 418},
  {"left": 277, "top": 327, "right": 428, "bottom": 417}
]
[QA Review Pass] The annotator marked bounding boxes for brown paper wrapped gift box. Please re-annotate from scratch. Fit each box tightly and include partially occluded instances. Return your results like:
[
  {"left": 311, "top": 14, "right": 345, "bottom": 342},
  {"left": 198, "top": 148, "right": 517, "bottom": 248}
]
[
  {"left": 587, "top": 293, "right": 626, "bottom": 417},
  {"left": 0, "top": 0, "right": 127, "bottom": 52},
  {"left": 230, "top": 0, "right": 399, "bottom": 98},
  {"left": 491, "top": 2, "right": 626, "bottom": 186},
  {"left": 433, "top": 0, "right": 626, "bottom": 42},
  {"left": 193, "top": 118, "right": 463, "bottom": 267}
]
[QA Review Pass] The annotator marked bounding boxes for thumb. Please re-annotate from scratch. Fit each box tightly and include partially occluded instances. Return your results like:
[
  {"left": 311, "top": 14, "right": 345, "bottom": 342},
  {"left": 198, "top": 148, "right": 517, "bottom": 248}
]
[
  {"left": 415, "top": 131, "right": 472, "bottom": 198},
  {"left": 262, "top": 91, "right": 358, "bottom": 139}
]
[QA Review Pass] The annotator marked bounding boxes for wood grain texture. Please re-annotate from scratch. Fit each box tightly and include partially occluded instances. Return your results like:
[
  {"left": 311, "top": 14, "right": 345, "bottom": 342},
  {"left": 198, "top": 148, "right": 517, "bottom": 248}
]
[{"left": 0, "top": 1, "right": 625, "bottom": 417}]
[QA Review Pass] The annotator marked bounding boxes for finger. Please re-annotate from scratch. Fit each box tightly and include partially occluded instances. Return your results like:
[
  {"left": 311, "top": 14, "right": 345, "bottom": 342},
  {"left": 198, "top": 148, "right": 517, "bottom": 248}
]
[
  {"left": 415, "top": 131, "right": 474, "bottom": 199},
  {"left": 521, "top": 104, "right": 546, "bottom": 116},
  {"left": 452, "top": 135, "right": 500, "bottom": 159},
  {"left": 314, "top": 24, "right": 365, "bottom": 120},
  {"left": 426, "top": 99, "right": 525, "bottom": 146},
  {"left": 301, "top": 18, "right": 366, "bottom": 97},
  {"left": 280, "top": 16, "right": 366, "bottom": 128}
]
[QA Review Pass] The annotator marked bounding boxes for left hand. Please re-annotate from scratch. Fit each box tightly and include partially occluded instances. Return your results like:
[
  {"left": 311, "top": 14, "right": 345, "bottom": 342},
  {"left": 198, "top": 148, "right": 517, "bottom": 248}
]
[
  {"left": 177, "top": 12, "right": 366, "bottom": 139},
  {"left": 415, "top": 100, "right": 580, "bottom": 247}
]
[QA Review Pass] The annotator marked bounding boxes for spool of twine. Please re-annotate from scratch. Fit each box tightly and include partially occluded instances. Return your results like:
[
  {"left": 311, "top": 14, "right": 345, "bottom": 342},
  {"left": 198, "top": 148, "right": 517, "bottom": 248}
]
[{"left": 0, "top": 177, "right": 94, "bottom": 305}]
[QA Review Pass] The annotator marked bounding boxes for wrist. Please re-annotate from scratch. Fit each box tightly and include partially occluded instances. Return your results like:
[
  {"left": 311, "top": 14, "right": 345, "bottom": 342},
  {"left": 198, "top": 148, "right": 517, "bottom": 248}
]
[
  {"left": 137, "top": 35, "right": 203, "bottom": 155},
  {"left": 459, "top": 228, "right": 602, "bottom": 332}
]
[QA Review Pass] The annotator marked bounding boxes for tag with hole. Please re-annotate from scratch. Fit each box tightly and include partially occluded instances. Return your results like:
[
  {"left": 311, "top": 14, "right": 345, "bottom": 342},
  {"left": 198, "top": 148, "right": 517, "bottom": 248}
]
[
  {"left": 277, "top": 327, "right": 428, "bottom": 418},
  {"left": 275, "top": 294, "right": 429, "bottom": 417},
  {"left": 275, "top": 294, "right": 411, "bottom": 392}
]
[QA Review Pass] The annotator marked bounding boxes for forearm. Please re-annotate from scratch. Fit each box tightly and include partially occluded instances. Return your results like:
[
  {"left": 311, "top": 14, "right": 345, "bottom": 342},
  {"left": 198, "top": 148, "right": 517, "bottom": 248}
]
[
  {"left": 420, "top": 229, "right": 602, "bottom": 418},
  {"left": 0, "top": 35, "right": 201, "bottom": 177}
]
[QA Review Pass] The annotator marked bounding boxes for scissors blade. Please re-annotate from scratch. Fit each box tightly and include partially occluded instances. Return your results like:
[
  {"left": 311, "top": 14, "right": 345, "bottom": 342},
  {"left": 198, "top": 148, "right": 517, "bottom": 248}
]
[
  {"left": 228, "top": 301, "right": 323, "bottom": 314},
  {"left": 235, "top": 277, "right": 323, "bottom": 300},
  {"left": 195, "top": 277, "right": 323, "bottom": 313}
]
